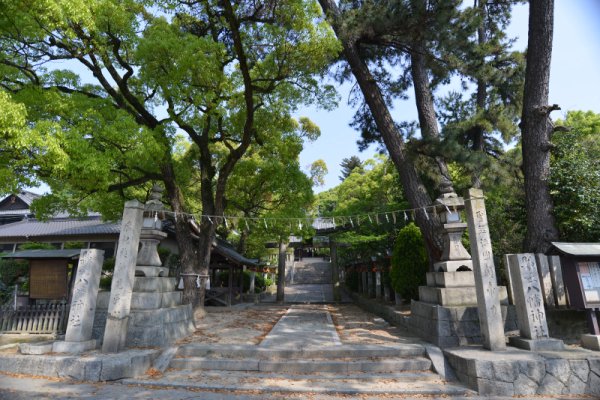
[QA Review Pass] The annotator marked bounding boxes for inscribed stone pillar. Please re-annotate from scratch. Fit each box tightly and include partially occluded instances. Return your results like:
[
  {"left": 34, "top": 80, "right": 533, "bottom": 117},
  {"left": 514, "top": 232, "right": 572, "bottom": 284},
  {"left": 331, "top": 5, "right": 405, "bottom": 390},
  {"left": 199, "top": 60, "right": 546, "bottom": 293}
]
[
  {"left": 102, "top": 200, "right": 144, "bottom": 353},
  {"left": 508, "top": 254, "right": 550, "bottom": 339},
  {"left": 535, "top": 253, "right": 556, "bottom": 307},
  {"left": 465, "top": 188, "right": 506, "bottom": 351},
  {"left": 549, "top": 255, "right": 568, "bottom": 306},
  {"left": 507, "top": 254, "right": 564, "bottom": 351},
  {"left": 65, "top": 249, "right": 105, "bottom": 342}
]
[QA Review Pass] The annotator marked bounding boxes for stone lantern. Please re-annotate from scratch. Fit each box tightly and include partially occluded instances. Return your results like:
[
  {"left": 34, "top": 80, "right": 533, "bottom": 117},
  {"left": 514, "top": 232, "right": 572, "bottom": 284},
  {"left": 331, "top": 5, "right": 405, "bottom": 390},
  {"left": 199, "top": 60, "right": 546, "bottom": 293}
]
[
  {"left": 432, "top": 192, "right": 473, "bottom": 272},
  {"left": 136, "top": 185, "right": 168, "bottom": 277}
]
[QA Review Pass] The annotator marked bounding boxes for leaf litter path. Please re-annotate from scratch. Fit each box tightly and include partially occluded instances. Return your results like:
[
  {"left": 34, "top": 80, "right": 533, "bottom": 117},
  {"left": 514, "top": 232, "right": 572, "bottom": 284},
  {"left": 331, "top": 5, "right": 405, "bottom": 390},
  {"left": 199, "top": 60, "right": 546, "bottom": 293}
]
[{"left": 177, "top": 303, "right": 420, "bottom": 346}]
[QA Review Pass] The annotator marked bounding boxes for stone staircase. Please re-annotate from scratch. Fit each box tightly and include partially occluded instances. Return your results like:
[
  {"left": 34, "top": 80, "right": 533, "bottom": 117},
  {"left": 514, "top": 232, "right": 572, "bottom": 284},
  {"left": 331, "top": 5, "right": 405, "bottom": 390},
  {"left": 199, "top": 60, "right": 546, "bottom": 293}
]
[
  {"left": 288, "top": 257, "right": 332, "bottom": 284},
  {"left": 131, "top": 343, "right": 473, "bottom": 396}
]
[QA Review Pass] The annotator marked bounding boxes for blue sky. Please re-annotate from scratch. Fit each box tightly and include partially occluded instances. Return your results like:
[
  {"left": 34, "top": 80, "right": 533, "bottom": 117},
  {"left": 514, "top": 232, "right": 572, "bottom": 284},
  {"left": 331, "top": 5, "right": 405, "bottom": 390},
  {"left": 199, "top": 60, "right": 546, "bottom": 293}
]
[{"left": 298, "top": 0, "right": 600, "bottom": 192}]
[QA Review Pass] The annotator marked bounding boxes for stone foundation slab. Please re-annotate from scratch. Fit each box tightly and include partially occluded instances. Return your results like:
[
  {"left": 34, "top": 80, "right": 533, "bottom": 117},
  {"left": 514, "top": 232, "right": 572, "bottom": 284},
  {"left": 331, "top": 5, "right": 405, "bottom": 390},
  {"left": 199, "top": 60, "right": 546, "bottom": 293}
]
[
  {"left": 0, "top": 349, "right": 158, "bottom": 381},
  {"left": 444, "top": 345, "right": 600, "bottom": 396}
]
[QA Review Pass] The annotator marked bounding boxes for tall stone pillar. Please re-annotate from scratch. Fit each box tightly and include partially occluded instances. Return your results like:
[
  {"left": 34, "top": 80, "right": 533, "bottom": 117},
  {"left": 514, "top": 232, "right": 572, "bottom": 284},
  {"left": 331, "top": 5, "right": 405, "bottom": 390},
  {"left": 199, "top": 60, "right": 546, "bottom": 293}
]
[
  {"left": 102, "top": 200, "right": 144, "bottom": 353},
  {"left": 507, "top": 253, "right": 564, "bottom": 351},
  {"left": 465, "top": 188, "right": 506, "bottom": 351}
]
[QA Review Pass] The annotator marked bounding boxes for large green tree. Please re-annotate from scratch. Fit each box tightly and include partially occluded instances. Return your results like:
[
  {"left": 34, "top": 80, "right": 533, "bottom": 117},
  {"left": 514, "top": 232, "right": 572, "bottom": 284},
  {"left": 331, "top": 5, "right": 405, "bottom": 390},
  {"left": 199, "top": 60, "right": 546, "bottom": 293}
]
[
  {"left": 0, "top": 0, "right": 339, "bottom": 307},
  {"left": 318, "top": 0, "right": 524, "bottom": 265},
  {"left": 551, "top": 111, "right": 600, "bottom": 242}
]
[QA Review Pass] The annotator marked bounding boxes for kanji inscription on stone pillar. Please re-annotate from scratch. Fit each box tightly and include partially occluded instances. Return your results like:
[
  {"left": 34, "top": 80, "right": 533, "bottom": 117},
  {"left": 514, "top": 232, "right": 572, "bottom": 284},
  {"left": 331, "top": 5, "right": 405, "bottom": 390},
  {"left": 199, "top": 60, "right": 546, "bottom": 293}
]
[{"left": 465, "top": 188, "right": 506, "bottom": 351}]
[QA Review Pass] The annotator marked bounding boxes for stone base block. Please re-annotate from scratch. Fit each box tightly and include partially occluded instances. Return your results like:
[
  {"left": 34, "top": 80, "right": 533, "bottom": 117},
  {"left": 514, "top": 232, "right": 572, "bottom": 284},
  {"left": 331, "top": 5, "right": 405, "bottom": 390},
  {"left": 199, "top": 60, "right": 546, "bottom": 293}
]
[
  {"left": 19, "top": 341, "right": 54, "bottom": 355},
  {"left": 581, "top": 334, "right": 600, "bottom": 351},
  {"left": 130, "top": 291, "right": 182, "bottom": 309},
  {"left": 93, "top": 304, "right": 195, "bottom": 348},
  {"left": 508, "top": 336, "right": 565, "bottom": 351},
  {"left": 444, "top": 345, "right": 600, "bottom": 397},
  {"left": 426, "top": 271, "right": 475, "bottom": 288},
  {"left": 409, "top": 300, "right": 517, "bottom": 348},
  {"left": 419, "top": 285, "right": 509, "bottom": 306},
  {"left": 52, "top": 339, "right": 97, "bottom": 354},
  {"left": 133, "top": 277, "right": 177, "bottom": 292},
  {"left": 0, "top": 349, "right": 158, "bottom": 382},
  {"left": 434, "top": 260, "right": 473, "bottom": 272}
]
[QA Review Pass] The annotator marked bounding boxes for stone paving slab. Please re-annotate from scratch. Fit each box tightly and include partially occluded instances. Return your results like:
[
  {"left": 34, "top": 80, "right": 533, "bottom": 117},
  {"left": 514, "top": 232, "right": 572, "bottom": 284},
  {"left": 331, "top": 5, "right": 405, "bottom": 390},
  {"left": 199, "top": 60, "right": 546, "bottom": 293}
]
[{"left": 259, "top": 305, "right": 341, "bottom": 348}]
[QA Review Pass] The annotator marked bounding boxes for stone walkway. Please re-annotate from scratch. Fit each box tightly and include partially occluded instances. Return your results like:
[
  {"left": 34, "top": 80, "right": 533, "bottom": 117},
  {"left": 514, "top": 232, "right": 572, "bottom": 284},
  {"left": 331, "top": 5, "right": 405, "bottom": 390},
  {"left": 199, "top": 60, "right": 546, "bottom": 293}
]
[{"left": 259, "top": 305, "right": 341, "bottom": 348}]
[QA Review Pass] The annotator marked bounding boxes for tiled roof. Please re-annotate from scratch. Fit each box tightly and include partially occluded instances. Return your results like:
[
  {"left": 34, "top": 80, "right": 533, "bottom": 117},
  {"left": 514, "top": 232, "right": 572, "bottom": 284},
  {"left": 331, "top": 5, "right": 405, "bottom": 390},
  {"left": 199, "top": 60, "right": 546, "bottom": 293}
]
[
  {"left": 18, "top": 191, "right": 41, "bottom": 206},
  {"left": 213, "top": 238, "right": 259, "bottom": 267},
  {"left": 0, "top": 209, "right": 31, "bottom": 216},
  {"left": 1, "top": 249, "right": 82, "bottom": 260},
  {"left": 0, "top": 217, "right": 120, "bottom": 239}
]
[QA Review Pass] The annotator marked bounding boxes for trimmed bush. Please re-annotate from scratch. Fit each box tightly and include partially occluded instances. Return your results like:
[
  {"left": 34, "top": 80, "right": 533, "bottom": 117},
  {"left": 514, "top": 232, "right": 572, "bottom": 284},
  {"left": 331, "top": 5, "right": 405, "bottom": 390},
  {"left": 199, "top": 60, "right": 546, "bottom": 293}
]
[{"left": 390, "top": 223, "right": 428, "bottom": 302}]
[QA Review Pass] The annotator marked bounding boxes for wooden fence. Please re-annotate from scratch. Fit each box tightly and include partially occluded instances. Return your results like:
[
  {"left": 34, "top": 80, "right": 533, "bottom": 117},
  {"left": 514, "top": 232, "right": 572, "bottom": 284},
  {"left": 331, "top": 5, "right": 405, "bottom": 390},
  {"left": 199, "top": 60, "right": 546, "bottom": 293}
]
[{"left": 0, "top": 301, "right": 68, "bottom": 334}]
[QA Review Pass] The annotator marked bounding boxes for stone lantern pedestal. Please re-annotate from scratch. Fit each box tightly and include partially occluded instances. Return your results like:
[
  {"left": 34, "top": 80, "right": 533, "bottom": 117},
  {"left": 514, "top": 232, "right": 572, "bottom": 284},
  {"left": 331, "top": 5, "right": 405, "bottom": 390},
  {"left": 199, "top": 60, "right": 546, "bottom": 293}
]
[
  {"left": 409, "top": 193, "right": 516, "bottom": 347},
  {"left": 94, "top": 186, "right": 195, "bottom": 347}
]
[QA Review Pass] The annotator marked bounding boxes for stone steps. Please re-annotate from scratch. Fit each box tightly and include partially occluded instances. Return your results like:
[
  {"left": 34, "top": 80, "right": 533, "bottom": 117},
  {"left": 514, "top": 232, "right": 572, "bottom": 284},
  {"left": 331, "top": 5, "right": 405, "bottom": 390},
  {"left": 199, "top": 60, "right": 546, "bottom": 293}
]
[
  {"left": 176, "top": 343, "right": 426, "bottom": 359},
  {"left": 290, "top": 261, "right": 333, "bottom": 284},
  {"left": 171, "top": 342, "right": 432, "bottom": 374},
  {"left": 124, "top": 368, "right": 473, "bottom": 396},
  {"left": 170, "top": 355, "right": 432, "bottom": 373}
]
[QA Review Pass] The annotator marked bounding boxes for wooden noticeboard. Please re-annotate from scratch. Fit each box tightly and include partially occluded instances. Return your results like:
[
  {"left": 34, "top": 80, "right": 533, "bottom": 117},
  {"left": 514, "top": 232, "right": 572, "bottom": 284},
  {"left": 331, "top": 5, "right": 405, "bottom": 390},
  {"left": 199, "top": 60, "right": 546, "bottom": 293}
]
[
  {"left": 29, "top": 259, "right": 68, "bottom": 299},
  {"left": 578, "top": 262, "right": 600, "bottom": 307}
]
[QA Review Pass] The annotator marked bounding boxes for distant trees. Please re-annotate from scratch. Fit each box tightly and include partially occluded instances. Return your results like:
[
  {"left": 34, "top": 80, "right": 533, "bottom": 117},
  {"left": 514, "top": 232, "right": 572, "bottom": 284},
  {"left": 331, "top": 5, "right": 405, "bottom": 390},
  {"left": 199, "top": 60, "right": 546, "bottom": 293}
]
[
  {"left": 550, "top": 111, "right": 600, "bottom": 242},
  {"left": 339, "top": 156, "right": 363, "bottom": 180}
]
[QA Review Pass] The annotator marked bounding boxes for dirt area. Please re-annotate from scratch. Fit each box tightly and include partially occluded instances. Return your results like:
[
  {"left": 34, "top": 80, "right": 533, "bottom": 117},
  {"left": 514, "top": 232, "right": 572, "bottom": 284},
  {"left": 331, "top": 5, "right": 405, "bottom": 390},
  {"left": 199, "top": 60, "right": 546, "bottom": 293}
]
[
  {"left": 177, "top": 303, "right": 419, "bottom": 346},
  {"left": 327, "top": 304, "right": 419, "bottom": 344},
  {"left": 177, "top": 305, "right": 288, "bottom": 345}
]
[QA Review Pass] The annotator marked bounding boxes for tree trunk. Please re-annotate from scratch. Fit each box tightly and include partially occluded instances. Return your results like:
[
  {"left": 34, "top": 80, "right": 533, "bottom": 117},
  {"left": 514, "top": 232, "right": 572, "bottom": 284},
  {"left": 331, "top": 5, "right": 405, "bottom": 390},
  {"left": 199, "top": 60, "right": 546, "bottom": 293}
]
[
  {"left": 276, "top": 239, "right": 287, "bottom": 302},
  {"left": 410, "top": 48, "right": 454, "bottom": 195},
  {"left": 162, "top": 164, "right": 201, "bottom": 306},
  {"left": 471, "top": 0, "right": 487, "bottom": 189},
  {"left": 521, "top": 0, "right": 559, "bottom": 253},
  {"left": 318, "top": 0, "right": 444, "bottom": 263}
]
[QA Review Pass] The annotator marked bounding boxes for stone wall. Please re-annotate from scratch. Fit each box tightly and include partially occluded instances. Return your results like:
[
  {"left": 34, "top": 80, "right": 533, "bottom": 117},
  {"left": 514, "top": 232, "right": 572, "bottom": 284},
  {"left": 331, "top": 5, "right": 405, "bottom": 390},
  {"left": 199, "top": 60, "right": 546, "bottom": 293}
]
[{"left": 445, "top": 347, "right": 600, "bottom": 396}]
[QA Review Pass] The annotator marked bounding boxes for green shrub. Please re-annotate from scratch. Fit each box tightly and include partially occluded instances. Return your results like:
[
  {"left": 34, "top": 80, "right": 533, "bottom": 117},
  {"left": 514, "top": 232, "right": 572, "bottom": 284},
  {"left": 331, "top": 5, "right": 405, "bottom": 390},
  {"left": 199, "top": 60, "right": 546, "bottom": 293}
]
[
  {"left": 218, "top": 270, "right": 268, "bottom": 293},
  {"left": 99, "top": 257, "right": 116, "bottom": 290},
  {"left": 0, "top": 258, "right": 29, "bottom": 287},
  {"left": 19, "top": 242, "right": 56, "bottom": 250},
  {"left": 390, "top": 223, "right": 428, "bottom": 302}
]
